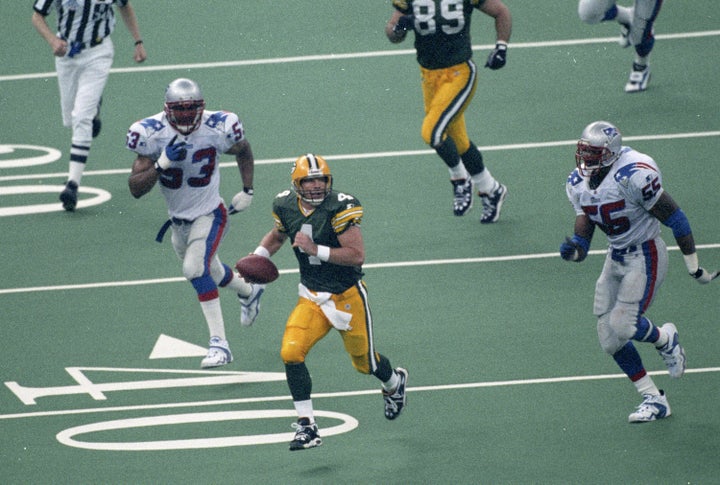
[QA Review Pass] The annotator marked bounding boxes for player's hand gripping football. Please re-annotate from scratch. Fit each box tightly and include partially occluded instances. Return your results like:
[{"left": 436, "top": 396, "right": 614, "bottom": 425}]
[
  {"left": 155, "top": 135, "right": 187, "bottom": 172},
  {"left": 485, "top": 42, "right": 508, "bottom": 70}
]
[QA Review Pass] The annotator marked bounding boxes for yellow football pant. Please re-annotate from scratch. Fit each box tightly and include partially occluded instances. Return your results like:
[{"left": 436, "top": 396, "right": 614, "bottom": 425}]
[
  {"left": 420, "top": 60, "right": 478, "bottom": 154},
  {"left": 280, "top": 281, "right": 381, "bottom": 375}
]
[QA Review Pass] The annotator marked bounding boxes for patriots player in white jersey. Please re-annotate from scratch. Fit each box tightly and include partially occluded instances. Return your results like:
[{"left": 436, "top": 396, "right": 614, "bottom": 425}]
[
  {"left": 561, "top": 121, "right": 718, "bottom": 423},
  {"left": 577, "top": 0, "right": 662, "bottom": 92},
  {"left": 127, "top": 78, "right": 264, "bottom": 369}
]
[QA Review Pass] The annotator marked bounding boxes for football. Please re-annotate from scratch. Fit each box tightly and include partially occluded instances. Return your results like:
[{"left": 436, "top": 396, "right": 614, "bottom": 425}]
[{"left": 235, "top": 254, "right": 279, "bottom": 284}]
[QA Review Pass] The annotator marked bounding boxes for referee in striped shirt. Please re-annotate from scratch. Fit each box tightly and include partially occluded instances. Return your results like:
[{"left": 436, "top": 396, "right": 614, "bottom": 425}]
[{"left": 32, "top": 0, "right": 147, "bottom": 211}]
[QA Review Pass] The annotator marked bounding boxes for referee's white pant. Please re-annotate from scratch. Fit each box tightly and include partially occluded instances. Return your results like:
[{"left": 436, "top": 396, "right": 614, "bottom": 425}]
[{"left": 55, "top": 38, "right": 114, "bottom": 149}]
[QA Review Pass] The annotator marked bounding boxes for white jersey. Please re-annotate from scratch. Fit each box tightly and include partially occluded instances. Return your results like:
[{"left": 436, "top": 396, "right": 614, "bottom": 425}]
[
  {"left": 565, "top": 146, "right": 664, "bottom": 250},
  {"left": 127, "top": 109, "right": 244, "bottom": 220}
]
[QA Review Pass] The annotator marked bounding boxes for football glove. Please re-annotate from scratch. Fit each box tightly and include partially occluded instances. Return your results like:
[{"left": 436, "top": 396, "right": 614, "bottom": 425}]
[
  {"left": 690, "top": 267, "right": 719, "bottom": 284},
  {"left": 560, "top": 235, "right": 589, "bottom": 262},
  {"left": 485, "top": 42, "right": 508, "bottom": 70},
  {"left": 228, "top": 188, "right": 253, "bottom": 214},
  {"left": 155, "top": 134, "right": 187, "bottom": 172},
  {"left": 683, "top": 253, "right": 719, "bottom": 284},
  {"left": 393, "top": 15, "right": 414, "bottom": 34}
]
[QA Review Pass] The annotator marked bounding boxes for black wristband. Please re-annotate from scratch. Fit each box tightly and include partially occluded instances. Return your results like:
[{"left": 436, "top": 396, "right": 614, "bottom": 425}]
[{"left": 134, "top": 39, "right": 143, "bottom": 46}]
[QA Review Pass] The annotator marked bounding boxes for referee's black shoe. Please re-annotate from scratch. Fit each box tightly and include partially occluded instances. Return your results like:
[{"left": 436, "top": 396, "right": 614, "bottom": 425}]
[{"left": 60, "top": 181, "right": 78, "bottom": 211}]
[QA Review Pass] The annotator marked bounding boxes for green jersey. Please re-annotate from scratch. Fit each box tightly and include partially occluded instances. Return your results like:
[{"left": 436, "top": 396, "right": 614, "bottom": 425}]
[
  {"left": 393, "top": 0, "right": 486, "bottom": 69},
  {"left": 272, "top": 189, "right": 364, "bottom": 294}
]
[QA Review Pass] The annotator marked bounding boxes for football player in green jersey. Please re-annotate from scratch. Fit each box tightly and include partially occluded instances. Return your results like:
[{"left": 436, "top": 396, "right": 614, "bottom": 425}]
[
  {"left": 386, "top": 0, "right": 511, "bottom": 223},
  {"left": 251, "top": 154, "right": 408, "bottom": 451}
]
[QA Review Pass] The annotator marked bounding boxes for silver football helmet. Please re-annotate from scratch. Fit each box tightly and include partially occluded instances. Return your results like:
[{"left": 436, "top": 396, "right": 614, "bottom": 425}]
[
  {"left": 164, "top": 78, "right": 205, "bottom": 135},
  {"left": 575, "top": 121, "right": 622, "bottom": 177}
]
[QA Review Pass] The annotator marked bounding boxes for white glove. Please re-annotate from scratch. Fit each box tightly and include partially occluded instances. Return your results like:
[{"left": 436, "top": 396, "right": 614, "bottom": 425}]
[
  {"left": 691, "top": 267, "right": 719, "bottom": 284},
  {"left": 229, "top": 188, "right": 253, "bottom": 214},
  {"left": 683, "top": 253, "right": 719, "bottom": 284}
]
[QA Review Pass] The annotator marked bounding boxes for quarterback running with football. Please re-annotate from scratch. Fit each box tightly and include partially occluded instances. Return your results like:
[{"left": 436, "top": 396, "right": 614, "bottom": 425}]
[
  {"left": 386, "top": 0, "right": 511, "bottom": 223},
  {"left": 577, "top": 0, "right": 663, "bottom": 92},
  {"left": 249, "top": 154, "right": 408, "bottom": 451},
  {"left": 127, "top": 78, "right": 264, "bottom": 369},
  {"left": 560, "top": 121, "right": 718, "bottom": 422}
]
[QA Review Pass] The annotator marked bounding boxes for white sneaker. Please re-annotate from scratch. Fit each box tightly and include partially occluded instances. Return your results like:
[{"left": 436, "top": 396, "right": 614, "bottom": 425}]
[
  {"left": 628, "top": 390, "right": 671, "bottom": 423},
  {"left": 200, "top": 337, "right": 233, "bottom": 368},
  {"left": 625, "top": 63, "right": 651, "bottom": 93},
  {"left": 239, "top": 284, "right": 265, "bottom": 327},
  {"left": 657, "top": 323, "right": 686, "bottom": 378}
]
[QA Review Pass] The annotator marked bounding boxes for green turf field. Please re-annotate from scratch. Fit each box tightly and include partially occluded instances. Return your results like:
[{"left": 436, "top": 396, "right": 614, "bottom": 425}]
[{"left": 1, "top": 1, "right": 719, "bottom": 483}]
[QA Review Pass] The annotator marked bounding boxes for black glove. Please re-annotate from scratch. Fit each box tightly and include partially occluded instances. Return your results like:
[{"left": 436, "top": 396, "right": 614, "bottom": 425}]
[
  {"left": 485, "top": 42, "right": 508, "bottom": 70},
  {"left": 393, "top": 15, "right": 414, "bottom": 34}
]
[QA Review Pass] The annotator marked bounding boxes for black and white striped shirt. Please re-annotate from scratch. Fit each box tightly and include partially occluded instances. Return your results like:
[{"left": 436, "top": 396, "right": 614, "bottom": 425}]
[{"left": 33, "top": 0, "right": 128, "bottom": 47}]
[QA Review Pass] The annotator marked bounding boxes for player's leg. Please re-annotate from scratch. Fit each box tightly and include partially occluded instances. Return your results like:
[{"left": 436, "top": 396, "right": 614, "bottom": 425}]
[
  {"left": 420, "top": 65, "right": 473, "bottom": 216},
  {"left": 625, "top": 0, "right": 663, "bottom": 92},
  {"left": 181, "top": 209, "right": 233, "bottom": 367},
  {"left": 281, "top": 300, "right": 331, "bottom": 450},
  {"left": 60, "top": 41, "right": 113, "bottom": 210},
  {"left": 336, "top": 282, "right": 408, "bottom": 420}
]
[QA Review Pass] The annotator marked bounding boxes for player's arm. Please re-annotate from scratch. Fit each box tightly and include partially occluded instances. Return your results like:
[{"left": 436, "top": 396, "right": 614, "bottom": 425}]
[
  {"left": 117, "top": 2, "right": 147, "bottom": 63},
  {"left": 255, "top": 227, "right": 288, "bottom": 258},
  {"left": 293, "top": 225, "right": 365, "bottom": 266},
  {"left": 650, "top": 191, "right": 718, "bottom": 283},
  {"left": 479, "top": 0, "right": 512, "bottom": 44},
  {"left": 560, "top": 214, "right": 594, "bottom": 262},
  {"left": 31, "top": 11, "right": 67, "bottom": 57},
  {"left": 128, "top": 155, "right": 159, "bottom": 199},
  {"left": 386, "top": 9, "right": 412, "bottom": 43},
  {"left": 227, "top": 138, "right": 255, "bottom": 214}
]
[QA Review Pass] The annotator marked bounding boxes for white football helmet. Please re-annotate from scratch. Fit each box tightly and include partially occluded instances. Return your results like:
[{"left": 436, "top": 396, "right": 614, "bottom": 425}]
[
  {"left": 575, "top": 121, "right": 622, "bottom": 177},
  {"left": 291, "top": 153, "right": 332, "bottom": 206},
  {"left": 164, "top": 78, "right": 205, "bottom": 135}
]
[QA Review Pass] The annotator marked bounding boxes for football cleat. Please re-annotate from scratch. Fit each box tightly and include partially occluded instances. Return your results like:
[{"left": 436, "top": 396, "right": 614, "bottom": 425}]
[
  {"left": 289, "top": 418, "right": 322, "bottom": 451},
  {"left": 239, "top": 283, "right": 265, "bottom": 327},
  {"left": 625, "top": 63, "right": 651, "bottom": 93},
  {"left": 479, "top": 183, "right": 507, "bottom": 223},
  {"left": 451, "top": 178, "right": 473, "bottom": 216},
  {"left": 59, "top": 181, "right": 79, "bottom": 212},
  {"left": 200, "top": 336, "right": 233, "bottom": 368},
  {"left": 628, "top": 390, "right": 671, "bottom": 423},
  {"left": 383, "top": 367, "right": 408, "bottom": 420},
  {"left": 657, "top": 323, "right": 686, "bottom": 378}
]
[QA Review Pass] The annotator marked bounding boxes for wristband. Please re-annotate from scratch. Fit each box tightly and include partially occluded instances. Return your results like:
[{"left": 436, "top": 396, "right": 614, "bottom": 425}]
[
  {"left": 316, "top": 245, "right": 330, "bottom": 262},
  {"left": 683, "top": 253, "right": 699, "bottom": 274},
  {"left": 253, "top": 246, "right": 271, "bottom": 258},
  {"left": 663, "top": 208, "right": 692, "bottom": 239},
  {"left": 134, "top": 39, "right": 143, "bottom": 46}
]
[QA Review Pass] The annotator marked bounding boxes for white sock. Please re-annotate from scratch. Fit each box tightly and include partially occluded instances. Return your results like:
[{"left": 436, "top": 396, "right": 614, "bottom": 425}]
[
  {"left": 633, "top": 375, "right": 659, "bottom": 396},
  {"left": 200, "top": 298, "right": 225, "bottom": 340},
  {"left": 448, "top": 163, "right": 469, "bottom": 180},
  {"left": 68, "top": 161, "right": 85, "bottom": 185},
  {"left": 294, "top": 399, "right": 314, "bottom": 423},
  {"left": 472, "top": 169, "right": 498, "bottom": 194},
  {"left": 616, "top": 5, "right": 633, "bottom": 25},
  {"left": 382, "top": 370, "right": 400, "bottom": 392}
]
